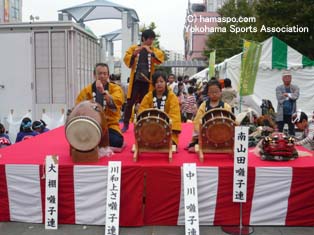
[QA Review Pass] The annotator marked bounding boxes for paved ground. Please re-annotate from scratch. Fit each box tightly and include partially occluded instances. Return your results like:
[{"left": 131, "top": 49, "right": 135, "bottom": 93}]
[{"left": 1, "top": 222, "right": 314, "bottom": 235}]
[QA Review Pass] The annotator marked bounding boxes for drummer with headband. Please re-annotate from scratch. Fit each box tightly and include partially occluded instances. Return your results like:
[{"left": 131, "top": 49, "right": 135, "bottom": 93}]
[
  {"left": 138, "top": 70, "right": 181, "bottom": 145},
  {"left": 186, "top": 79, "right": 232, "bottom": 149},
  {"left": 291, "top": 111, "right": 314, "bottom": 149},
  {"left": 76, "top": 63, "right": 124, "bottom": 148}
]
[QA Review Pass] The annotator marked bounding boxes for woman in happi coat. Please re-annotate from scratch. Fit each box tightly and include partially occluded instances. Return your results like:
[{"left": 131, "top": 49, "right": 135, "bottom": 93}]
[{"left": 138, "top": 70, "right": 181, "bottom": 145}]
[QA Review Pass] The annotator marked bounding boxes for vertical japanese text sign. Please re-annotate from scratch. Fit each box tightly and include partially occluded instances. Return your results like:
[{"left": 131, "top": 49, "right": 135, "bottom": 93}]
[
  {"left": 233, "top": 126, "right": 249, "bottom": 202},
  {"left": 45, "top": 155, "right": 59, "bottom": 229},
  {"left": 183, "top": 163, "right": 200, "bottom": 235},
  {"left": 105, "top": 161, "right": 122, "bottom": 235}
]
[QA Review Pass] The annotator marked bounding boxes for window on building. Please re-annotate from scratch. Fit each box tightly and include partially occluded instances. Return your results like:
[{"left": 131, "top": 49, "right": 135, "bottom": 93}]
[{"left": 10, "top": 0, "right": 20, "bottom": 21}]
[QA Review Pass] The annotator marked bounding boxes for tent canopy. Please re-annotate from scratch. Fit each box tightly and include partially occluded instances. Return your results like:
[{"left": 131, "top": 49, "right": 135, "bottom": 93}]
[
  {"left": 214, "top": 36, "right": 314, "bottom": 116},
  {"left": 190, "top": 37, "right": 314, "bottom": 115},
  {"left": 59, "top": 0, "right": 139, "bottom": 23}
]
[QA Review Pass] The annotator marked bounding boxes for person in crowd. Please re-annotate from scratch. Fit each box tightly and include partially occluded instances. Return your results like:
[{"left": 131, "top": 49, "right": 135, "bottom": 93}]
[
  {"left": 183, "top": 86, "right": 197, "bottom": 121},
  {"left": 197, "top": 78, "right": 209, "bottom": 106},
  {"left": 0, "top": 123, "right": 11, "bottom": 148},
  {"left": 122, "top": 29, "right": 164, "bottom": 133},
  {"left": 221, "top": 78, "right": 237, "bottom": 113},
  {"left": 16, "top": 117, "right": 38, "bottom": 142},
  {"left": 177, "top": 75, "right": 187, "bottom": 93},
  {"left": 183, "top": 75, "right": 190, "bottom": 87},
  {"left": 275, "top": 70, "right": 299, "bottom": 136},
  {"left": 176, "top": 82, "right": 186, "bottom": 121},
  {"left": 138, "top": 70, "right": 181, "bottom": 145},
  {"left": 109, "top": 74, "right": 121, "bottom": 85},
  {"left": 32, "top": 120, "right": 49, "bottom": 134},
  {"left": 76, "top": 63, "right": 124, "bottom": 148},
  {"left": 167, "top": 73, "right": 178, "bottom": 94},
  {"left": 186, "top": 80, "right": 232, "bottom": 149},
  {"left": 291, "top": 111, "right": 314, "bottom": 149}
]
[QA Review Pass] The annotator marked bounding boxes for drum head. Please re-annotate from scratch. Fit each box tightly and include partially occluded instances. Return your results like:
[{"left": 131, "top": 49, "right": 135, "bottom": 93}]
[
  {"left": 202, "top": 117, "right": 234, "bottom": 145},
  {"left": 135, "top": 117, "right": 171, "bottom": 148},
  {"left": 65, "top": 116, "right": 102, "bottom": 151},
  {"left": 202, "top": 108, "right": 235, "bottom": 124},
  {"left": 137, "top": 108, "right": 170, "bottom": 124}
]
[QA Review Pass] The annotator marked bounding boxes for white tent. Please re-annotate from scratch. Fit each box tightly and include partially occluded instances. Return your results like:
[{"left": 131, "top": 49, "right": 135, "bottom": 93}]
[{"left": 214, "top": 37, "right": 314, "bottom": 116}]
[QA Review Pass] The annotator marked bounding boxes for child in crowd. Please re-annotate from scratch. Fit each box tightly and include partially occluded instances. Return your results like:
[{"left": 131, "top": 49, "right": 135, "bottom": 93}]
[
  {"left": 0, "top": 123, "right": 11, "bottom": 148},
  {"left": 183, "top": 86, "right": 197, "bottom": 121},
  {"left": 15, "top": 117, "right": 38, "bottom": 142},
  {"left": 186, "top": 80, "right": 232, "bottom": 149},
  {"left": 291, "top": 111, "right": 314, "bottom": 149},
  {"left": 32, "top": 120, "right": 50, "bottom": 134}
]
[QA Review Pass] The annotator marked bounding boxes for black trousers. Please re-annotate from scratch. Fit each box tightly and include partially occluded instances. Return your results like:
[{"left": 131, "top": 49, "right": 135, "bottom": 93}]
[
  {"left": 123, "top": 81, "right": 149, "bottom": 124},
  {"left": 109, "top": 128, "right": 124, "bottom": 147},
  {"left": 277, "top": 114, "right": 295, "bottom": 136}
]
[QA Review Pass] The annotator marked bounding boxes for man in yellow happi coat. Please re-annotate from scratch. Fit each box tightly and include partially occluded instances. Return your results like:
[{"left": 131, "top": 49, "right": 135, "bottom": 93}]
[
  {"left": 121, "top": 29, "right": 164, "bottom": 133},
  {"left": 76, "top": 63, "right": 124, "bottom": 147}
]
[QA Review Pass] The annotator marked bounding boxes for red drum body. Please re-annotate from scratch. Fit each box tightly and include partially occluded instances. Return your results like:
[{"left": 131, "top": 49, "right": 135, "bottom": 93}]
[
  {"left": 65, "top": 101, "right": 108, "bottom": 162},
  {"left": 133, "top": 108, "right": 173, "bottom": 162},
  {"left": 198, "top": 108, "right": 236, "bottom": 161}
]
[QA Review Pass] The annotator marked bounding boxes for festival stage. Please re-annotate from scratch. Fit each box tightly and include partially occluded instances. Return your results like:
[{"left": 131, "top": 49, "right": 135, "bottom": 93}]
[{"left": 0, "top": 123, "right": 314, "bottom": 226}]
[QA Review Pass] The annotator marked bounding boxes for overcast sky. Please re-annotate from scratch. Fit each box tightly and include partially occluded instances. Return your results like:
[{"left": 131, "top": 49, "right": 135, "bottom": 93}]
[{"left": 22, "top": 0, "right": 201, "bottom": 54}]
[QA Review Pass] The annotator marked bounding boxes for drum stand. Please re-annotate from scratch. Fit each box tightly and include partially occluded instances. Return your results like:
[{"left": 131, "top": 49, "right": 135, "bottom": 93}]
[
  {"left": 70, "top": 147, "right": 99, "bottom": 163},
  {"left": 133, "top": 110, "right": 175, "bottom": 162},
  {"left": 196, "top": 143, "right": 234, "bottom": 162},
  {"left": 133, "top": 141, "right": 176, "bottom": 162}
]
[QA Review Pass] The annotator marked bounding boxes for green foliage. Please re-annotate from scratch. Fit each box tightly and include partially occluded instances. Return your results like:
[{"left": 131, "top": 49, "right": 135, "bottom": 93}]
[
  {"left": 140, "top": 22, "right": 161, "bottom": 49},
  {"left": 204, "top": 0, "right": 259, "bottom": 63},
  {"left": 140, "top": 21, "right": 169, "bottom": 63},
  {"left": 255, "top": 0, "right": 314, "bottom": 59},
  {"left": 204, "top": 0, "right": 314, "bottom": 62}
]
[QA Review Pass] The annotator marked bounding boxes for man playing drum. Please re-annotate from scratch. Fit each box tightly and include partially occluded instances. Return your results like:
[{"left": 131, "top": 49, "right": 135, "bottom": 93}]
[{"left": 76, "top": 63, "right": 124, "bottom": 148}]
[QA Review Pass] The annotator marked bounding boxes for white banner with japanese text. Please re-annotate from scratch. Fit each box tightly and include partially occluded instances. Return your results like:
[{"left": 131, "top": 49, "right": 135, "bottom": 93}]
[
  {"left": 105, "top": 161, "right": 121, "bottom": 235},
  {"left": 233, "top": 126, "right": 249, "bottom": 202},
  {"left": 45, "top": 155, "right": 59, "bottom": 229},
  {"left": 183, "top": 163, "right": 200, "bottom": 235}
]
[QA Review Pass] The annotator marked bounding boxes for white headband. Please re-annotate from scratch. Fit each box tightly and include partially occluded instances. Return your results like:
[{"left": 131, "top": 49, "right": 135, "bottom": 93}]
[{"left": 291, "top": 110, "right": 302, "bottom": 124}]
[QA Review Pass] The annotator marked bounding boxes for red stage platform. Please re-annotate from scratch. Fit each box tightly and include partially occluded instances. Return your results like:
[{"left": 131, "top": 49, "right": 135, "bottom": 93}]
[{"left": 0, "top": 123, "right": 313, "bottom": 226}]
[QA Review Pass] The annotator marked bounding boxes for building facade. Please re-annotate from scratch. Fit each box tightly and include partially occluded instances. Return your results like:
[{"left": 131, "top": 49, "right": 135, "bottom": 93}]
[
  {"left": 0, "top": 0, "right": 22, "bottom": 23},
  {"left": 184, "top": 0, "right": 229, "bottom": 62},
  {"left": 165, "top": 50, "right": 185, "bottom": 76}
]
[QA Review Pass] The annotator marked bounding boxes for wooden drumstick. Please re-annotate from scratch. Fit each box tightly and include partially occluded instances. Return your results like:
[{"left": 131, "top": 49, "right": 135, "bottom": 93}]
[{"left": 140, "top": 73, "right": 152, "bottom": 83}]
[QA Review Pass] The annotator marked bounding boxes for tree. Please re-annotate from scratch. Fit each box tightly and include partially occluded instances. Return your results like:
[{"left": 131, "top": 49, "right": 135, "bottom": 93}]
[
  {"left": 204, "top": 0, "right": 314, "bottom": 62},
  {"left": 140, "top": 22, "right": 161, "bottom": 49},
  {"left": 204, "top": 0, "right": 260, "bottom": 63},
  {"left": 255, "top": 0, "right": 314, "bottom": 59}
]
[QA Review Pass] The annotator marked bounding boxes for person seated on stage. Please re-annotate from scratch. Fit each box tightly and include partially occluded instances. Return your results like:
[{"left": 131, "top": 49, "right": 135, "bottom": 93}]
[
  {"left": 291, "top": 111, "right": 314, "bottom": 149},
  {"left": 15, "top": 117, "right": 38, "bottom": 143},
  {"left": 0, "top": 123, "right": 11, "bottom": 148},
  {"left": 186, "top": 80, "right": 231, "bottom": 149},
  {"left": 138, "top": 70, "right": 181, "bottom": 145},
  {"left": 32, "top": 120, "right": 50, "bottom": 134},
  {"left": 76, "top": 63, "right": 124, "bottom": 148}
]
